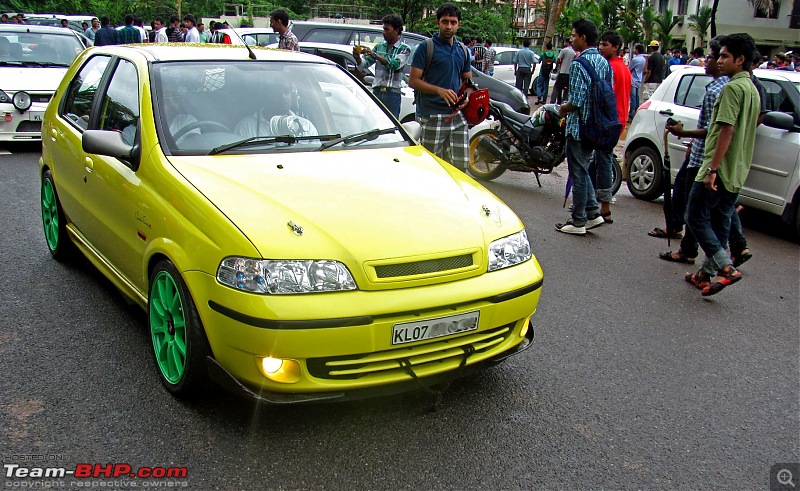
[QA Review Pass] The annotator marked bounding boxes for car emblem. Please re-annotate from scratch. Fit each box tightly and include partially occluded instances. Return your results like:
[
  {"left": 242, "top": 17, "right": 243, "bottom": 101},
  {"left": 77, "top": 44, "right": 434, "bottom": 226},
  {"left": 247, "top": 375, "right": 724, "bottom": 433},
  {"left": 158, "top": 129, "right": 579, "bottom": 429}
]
[
  {"left": 482, "top": 205, "right": 491, "bottom": 217},
  {"left": 287, "top": 221, "right": 304, "bottom": 236}
]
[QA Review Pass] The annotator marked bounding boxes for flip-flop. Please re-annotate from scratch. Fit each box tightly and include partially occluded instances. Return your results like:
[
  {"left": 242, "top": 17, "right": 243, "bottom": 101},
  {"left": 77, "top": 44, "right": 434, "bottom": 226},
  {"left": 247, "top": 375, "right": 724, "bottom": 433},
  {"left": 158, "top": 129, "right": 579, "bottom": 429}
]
[
  {"left": 649, "top": 227, "right": 682, "bottom": 239},
  {"left": 659, "top": 251, "right": 695, "bottom": 264}
]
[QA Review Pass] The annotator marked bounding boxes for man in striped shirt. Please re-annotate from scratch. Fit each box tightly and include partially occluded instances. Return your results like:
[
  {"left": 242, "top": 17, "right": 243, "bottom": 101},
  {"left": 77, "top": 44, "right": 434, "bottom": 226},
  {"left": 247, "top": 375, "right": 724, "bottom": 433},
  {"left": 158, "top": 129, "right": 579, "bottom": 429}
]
[
  {"left": 116, "top": 14, "right": 141, "bottom": 44},
  {"left": 354, "top": 14, "right": 411, "bottom": 119}
]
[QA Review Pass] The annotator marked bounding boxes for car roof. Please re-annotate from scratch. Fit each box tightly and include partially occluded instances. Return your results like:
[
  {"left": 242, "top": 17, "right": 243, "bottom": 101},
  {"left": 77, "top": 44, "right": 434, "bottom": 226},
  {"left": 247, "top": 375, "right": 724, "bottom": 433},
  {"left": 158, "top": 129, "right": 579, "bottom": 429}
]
[
  {"left": 295, "top": 41, "right": 359, "bottom": 53},
  {"left": 220, "top": 27, "right": 275, "bottom": 34},
  {"left": 753, "top": 68, "right": 800, "bottom": 83},
  {"left": 493, "top": 46, "right": 518, "bottom": 53},
  {"left": 86, "top": 43, "right": 340, "bottom": 64},
  {"left": 0, "top": 23, "right": 81, "bottom": 35}
]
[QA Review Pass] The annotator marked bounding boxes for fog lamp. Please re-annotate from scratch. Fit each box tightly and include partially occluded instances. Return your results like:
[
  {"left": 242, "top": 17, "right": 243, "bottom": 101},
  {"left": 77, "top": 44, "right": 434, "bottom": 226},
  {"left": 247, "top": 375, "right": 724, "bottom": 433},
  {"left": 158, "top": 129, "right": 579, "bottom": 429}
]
[
  {"left": 260, "top": 357, "right": 301, "bottom": 383},
  {"left": 12, "top": 91, "right": 31, "bottom": 112}
]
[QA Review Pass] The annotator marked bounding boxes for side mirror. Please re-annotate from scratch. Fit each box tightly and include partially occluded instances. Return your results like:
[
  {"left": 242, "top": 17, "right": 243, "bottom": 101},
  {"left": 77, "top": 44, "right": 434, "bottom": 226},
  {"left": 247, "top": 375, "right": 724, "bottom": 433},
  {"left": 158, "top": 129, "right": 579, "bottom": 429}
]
[
  {"left": 402, "top": 120, "right": 421, "bottom": 141},
  {"left": 83, "top": 128, "right": 141, "bottom": 169},
  {"left": 762, "top": 111, "right": 796, "bottom": 131}
]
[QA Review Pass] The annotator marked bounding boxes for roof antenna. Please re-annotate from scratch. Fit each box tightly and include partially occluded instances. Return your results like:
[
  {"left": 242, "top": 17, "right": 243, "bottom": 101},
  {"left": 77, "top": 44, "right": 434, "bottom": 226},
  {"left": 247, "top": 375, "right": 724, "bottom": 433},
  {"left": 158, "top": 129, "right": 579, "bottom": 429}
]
[{"left": 227, "top": 26, "right": 257, "bottom": 59}]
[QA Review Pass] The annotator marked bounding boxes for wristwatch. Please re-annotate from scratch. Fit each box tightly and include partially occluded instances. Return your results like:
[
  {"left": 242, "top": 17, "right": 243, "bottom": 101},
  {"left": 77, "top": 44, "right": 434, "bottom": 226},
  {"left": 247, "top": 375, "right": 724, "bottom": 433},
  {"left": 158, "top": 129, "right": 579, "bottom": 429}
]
[{"left": 708, "top": 169, "right": 718, "bottom": 174}]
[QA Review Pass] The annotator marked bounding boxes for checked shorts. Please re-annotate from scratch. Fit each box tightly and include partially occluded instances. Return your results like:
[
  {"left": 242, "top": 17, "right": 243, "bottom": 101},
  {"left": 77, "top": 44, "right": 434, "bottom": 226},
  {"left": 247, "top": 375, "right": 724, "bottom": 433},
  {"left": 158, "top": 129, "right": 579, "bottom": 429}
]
[{"left": 416, "top": 112, "right": 469, "bottom": 171}]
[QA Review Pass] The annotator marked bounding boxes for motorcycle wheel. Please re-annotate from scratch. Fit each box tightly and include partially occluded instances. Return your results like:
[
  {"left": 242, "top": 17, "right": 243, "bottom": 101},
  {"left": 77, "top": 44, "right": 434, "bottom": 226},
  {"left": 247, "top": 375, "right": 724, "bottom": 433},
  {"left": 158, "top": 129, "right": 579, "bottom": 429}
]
[
  {"left": 468, "top": 129, "right": 507, "bottom": 181},
  {"left": 611, "top": 154, "right": 622, "bottom": 196}
]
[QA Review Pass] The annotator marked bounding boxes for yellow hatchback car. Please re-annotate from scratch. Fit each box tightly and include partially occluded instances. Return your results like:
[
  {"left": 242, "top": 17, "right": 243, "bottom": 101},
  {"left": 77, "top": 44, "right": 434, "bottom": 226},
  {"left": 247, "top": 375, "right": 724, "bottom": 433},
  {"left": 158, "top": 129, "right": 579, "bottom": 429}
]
[{"left": 40, "top": 44, "right": 543, "bottom": 402}]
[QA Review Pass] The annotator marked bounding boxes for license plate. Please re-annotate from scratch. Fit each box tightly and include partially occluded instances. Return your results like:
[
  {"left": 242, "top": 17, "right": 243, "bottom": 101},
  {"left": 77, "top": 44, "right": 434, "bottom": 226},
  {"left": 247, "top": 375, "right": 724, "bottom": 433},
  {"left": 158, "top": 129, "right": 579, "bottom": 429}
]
[
  {"left": 391, "top": 311, "right": 479, "bottom": 345},
  {"left": 31, "top": 112, "right": 44, "bottom": 121}
]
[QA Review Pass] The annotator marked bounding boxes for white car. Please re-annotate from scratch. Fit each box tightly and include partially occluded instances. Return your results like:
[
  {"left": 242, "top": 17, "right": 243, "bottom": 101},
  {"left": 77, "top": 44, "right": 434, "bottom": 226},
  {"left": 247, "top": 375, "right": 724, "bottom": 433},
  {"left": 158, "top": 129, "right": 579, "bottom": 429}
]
[
  {"left": 213, "top": 27, "right": 278, "bottom": 47},
  {"left": 624, "top": 66, "right": 800, "bottom": 233},
  {"left": 490, "top": 47, "right": 518, "bottom": 85},
  {"left": 0, "top": 24, "right": 86, "bottom": 140}
]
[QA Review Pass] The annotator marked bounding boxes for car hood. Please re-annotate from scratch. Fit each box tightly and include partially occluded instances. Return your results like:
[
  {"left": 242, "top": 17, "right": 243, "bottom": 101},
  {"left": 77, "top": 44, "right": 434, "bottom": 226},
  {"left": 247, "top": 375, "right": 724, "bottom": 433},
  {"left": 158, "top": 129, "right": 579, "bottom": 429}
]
[
  {"left": 168, "top": 146, "right": 517, "bottom": 261},
  {"left": 0, "top": 66, "right": 68, "bottom": 92}
]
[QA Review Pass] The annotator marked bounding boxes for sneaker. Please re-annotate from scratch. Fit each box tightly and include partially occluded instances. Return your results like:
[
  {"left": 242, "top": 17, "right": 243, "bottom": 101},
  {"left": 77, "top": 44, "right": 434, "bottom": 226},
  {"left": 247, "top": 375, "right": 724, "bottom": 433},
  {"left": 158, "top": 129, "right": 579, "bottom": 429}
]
[
  {"left": 586, "top": 215, "right": 605, "bottom": 229},
  {"left": 555, "top": 220, "right": 586, "bottom": 235}
]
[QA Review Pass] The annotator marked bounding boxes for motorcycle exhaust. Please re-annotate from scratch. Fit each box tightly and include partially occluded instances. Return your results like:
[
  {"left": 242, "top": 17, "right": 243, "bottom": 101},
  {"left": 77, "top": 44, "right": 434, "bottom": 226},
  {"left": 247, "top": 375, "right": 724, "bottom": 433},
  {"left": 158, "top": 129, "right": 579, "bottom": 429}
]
[{"left": 476, "top": 135, "right": 510, "bottom": 165}]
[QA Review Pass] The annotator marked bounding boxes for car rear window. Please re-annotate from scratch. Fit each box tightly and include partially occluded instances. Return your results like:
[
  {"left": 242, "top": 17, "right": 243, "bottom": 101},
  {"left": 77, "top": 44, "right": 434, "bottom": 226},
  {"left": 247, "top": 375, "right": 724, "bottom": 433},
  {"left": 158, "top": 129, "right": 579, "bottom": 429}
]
[{"left": 674, "top": 73, "right": 712, "bottom": 109}]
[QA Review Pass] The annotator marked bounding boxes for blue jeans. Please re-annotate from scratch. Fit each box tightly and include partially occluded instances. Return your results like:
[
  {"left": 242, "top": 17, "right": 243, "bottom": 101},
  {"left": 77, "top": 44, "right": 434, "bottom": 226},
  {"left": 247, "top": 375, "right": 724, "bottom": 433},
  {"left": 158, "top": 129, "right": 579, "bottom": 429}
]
[
  {"left": 729, "top": 206, "right": 748, "bottom": 255},
  {"left": 589, "top": 149, "right": 614, "bottom": 203},
  {"left": 566, "top": 137, "right": 600, "bottom": 226},
  {"left": 675, "top": 161, "right": 700, "bottom": 258},
  {"left": 374, "top": 89, "right": 401, "bottom": 119},
  {"left": 537, "top": 72, "right": 550, "bottom": 101},
  {"left": 629, "top": 84, "right": 640, "bottom": 120},
  {"left": 686, "top": 179, "right": 738, "bottom": 275}
]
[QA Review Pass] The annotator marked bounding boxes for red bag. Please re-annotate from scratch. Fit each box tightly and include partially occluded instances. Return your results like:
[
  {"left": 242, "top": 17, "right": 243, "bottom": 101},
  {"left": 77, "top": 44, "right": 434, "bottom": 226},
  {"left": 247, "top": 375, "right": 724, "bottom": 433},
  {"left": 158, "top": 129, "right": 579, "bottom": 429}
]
[{"left": 461, "top": 87, "right": 490, "bottom": 125}]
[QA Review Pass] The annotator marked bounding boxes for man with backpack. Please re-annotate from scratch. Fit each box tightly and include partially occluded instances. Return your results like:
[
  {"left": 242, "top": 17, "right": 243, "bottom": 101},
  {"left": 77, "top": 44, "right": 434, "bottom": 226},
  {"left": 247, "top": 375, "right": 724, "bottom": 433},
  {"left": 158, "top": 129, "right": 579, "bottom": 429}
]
[
  {"left": 408, "top": 2, "right": 475, "bottom": 172},
  {"left": 555, "top": 19, "right": 615, "bottom": 235},
  {"left": 536, "top": 42, "right": 556, "bottom": 105}
]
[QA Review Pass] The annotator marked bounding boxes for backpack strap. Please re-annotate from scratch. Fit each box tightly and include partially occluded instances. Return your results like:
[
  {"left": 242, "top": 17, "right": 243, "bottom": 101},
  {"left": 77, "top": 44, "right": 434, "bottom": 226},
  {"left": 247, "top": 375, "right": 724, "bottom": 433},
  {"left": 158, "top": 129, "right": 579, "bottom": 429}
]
[
  {"left": 574, "top": 56, "right": 599, "bottom": 83},
  {"left": 422, "top": 38, "right": 470, "bottom": 81}
]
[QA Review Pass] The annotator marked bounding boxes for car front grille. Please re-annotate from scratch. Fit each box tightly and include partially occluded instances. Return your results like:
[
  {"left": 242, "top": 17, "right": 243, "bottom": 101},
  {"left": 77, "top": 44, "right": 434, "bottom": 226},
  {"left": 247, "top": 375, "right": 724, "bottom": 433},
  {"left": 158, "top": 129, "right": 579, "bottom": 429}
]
[
  {"left": 31, "top": 94, "right": 51, "bottom": 104},
  {"left": 306, "top": 323, "right": 513, "bottom": 380},
  {"left": 16, "top": 121, "right": 42, "bottom": 132},
  {"left": 373, "top": 254, "right": 474, "bottom": 279}
]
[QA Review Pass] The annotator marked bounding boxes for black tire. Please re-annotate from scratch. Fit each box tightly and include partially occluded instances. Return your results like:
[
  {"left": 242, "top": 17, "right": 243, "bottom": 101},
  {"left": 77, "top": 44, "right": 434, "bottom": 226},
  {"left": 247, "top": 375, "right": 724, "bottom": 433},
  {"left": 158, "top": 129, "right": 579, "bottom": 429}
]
[
  {"left": 611, "top": 154, "right": 623, "bottom": 196},
  {"left": 148, "top": 260, "right": 212, "bottom": 397},
  {"left": 468, "top": 129, "right": 507, "bottom": 181},
  {"left": 625, "top": 145, "right": 663, "bottom": 201},
  {"left": 40, "top": 169, "right": 75, "bottom": 261}
]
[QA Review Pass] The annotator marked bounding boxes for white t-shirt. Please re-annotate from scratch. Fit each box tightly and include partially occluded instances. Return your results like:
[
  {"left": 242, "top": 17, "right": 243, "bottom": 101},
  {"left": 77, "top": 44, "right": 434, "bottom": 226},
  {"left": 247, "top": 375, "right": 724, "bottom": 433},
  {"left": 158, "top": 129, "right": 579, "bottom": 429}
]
[{"left": 184, "top": 27, "right": 200, "bottom": 43}]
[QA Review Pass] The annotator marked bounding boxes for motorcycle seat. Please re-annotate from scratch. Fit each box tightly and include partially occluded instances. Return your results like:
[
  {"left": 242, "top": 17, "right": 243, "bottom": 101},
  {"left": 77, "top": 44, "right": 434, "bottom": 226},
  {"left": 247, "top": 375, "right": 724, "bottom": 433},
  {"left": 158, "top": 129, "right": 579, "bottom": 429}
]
[{"left": 492, "top": 100, "right": 531, "bottom": 125}]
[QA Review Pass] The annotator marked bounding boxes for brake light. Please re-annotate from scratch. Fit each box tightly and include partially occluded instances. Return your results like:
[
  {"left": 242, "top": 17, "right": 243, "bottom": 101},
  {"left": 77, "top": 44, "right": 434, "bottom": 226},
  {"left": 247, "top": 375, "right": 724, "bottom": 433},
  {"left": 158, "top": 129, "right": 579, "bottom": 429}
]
[{"left": 638, "top": 100, "right": 651, "bottom": 111}]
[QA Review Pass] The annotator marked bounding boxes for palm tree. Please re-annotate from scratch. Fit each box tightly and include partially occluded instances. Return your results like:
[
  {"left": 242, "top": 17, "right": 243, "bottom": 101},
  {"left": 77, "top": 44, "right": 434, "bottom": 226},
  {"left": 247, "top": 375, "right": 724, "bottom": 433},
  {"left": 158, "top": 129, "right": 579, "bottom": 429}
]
[
  {"left": 640, "top": 6, "right": 658, "bottom": 45},
  {"left": 654, "top": 7, "right": 680, "bottom": 50},
  {"left": 687, "top": 5, "right": 712, "bottom": 48}
]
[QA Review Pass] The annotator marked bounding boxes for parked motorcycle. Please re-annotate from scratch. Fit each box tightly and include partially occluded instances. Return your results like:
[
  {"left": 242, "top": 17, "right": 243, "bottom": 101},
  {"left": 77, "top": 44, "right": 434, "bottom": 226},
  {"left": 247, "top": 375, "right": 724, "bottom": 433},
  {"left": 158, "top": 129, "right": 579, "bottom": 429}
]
[{"left": 467, "top": 100, "right": 622, "bottom": 195}]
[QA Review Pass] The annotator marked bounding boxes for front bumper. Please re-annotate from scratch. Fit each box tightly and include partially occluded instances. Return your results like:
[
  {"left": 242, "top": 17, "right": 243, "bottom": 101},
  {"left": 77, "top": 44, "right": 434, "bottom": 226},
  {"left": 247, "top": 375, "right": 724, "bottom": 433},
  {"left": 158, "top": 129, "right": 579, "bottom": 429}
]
[
  {"left": 0, "top": 102, "right": 48, "bottom": 140},
  {"left": 185, "top": 257, "right": 543, "bottom": 401}
]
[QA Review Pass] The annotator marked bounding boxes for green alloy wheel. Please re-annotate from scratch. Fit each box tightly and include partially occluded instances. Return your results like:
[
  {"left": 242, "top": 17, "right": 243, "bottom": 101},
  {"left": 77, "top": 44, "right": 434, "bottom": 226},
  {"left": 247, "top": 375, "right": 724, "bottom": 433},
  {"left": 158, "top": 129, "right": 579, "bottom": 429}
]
[
  {"left": 149, "top": 260, "right": 210, "bottom": 396},
  {"left": 41, "top": 169, "right": 73, "bottom": 261}
]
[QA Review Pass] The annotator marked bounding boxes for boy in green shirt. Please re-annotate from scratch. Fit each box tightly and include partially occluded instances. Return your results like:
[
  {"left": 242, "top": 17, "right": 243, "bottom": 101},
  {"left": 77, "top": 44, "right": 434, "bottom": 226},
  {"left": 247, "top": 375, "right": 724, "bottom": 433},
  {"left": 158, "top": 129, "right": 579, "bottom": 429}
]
[
  {"left": 685, "top": 33, "right": 760, "bottom": 296},
  {"left": 536, "top": 42, "right": 556, "bottom": 104}
]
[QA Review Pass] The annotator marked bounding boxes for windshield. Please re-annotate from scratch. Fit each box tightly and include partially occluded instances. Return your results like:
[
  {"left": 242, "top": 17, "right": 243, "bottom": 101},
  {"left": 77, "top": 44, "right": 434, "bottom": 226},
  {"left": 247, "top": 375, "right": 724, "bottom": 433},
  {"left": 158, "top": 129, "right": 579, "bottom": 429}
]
[
  {"left": 152, "top": 60, "right": 407, "bottom": 155},
  {"left": 0, "top": 31, "right": 83, "bottom": 66}
]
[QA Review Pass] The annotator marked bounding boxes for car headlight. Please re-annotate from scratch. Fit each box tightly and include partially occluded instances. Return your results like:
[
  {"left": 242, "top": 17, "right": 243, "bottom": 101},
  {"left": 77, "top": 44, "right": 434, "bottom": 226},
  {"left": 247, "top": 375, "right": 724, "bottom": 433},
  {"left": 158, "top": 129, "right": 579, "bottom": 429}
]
[
  {"left": 12, "top": 91, "right": 31, "bottom": 112},
  {"left": 0, "top": 90, "right": 10, "bottom": 104},
  {"left": 488, "top": 230, "right": 532, "bottom": 272},
  {"left": 217, "top": 257, "right": 357, "bottom": 294}
]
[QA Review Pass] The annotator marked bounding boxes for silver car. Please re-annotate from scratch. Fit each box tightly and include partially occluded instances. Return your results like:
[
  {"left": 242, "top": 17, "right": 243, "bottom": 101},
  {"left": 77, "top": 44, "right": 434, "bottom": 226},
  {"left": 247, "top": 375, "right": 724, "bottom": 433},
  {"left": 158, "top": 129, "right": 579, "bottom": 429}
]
[{"left": 623, "top": 66, "right": 800, "bottom": 233}]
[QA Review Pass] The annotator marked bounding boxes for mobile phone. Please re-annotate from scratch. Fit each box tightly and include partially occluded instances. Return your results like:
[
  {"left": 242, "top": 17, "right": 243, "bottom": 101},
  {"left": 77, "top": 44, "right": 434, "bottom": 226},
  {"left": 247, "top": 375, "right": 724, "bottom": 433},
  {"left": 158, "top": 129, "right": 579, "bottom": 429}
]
[{"left": 666, "top": 117, "right": 681, "bottom": 126}]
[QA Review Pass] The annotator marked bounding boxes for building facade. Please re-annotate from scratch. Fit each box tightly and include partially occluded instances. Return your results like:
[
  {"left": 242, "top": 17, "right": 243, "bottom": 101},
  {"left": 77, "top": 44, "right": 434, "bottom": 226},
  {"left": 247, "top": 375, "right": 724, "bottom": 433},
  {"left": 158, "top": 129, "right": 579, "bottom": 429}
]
[{"left": 658, "top": 0, "right": 799, "bottom": 56}]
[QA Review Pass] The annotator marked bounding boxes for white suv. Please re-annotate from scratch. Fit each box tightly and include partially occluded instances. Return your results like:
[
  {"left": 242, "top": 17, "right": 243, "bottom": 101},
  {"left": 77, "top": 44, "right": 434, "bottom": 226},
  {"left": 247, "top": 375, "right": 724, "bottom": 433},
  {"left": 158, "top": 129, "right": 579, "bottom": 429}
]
[{"left": 624, "top": 67, "right": 800, "bottom": 233}]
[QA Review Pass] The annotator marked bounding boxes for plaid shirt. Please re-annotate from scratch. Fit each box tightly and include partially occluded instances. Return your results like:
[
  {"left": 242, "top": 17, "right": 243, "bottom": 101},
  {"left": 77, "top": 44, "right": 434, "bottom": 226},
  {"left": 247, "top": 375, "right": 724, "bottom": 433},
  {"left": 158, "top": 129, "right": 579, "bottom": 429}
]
[
  {"left": 482, "top": 47, "right": 496, "bottom": 73},
  {"left": 358, "top": 40, "right": 411, "bottom": 89},
  {"left": 278, "top": 29, "right": 299, "bottom": 51},
  {"left": 688, "top": 76, "right": 729, "bottom": 168},
  {"left": 116, "top": 25, "right": 141, "bottom": 44},
  {"left": 565, "top": 48, "right": 611, "bottom": 141}
]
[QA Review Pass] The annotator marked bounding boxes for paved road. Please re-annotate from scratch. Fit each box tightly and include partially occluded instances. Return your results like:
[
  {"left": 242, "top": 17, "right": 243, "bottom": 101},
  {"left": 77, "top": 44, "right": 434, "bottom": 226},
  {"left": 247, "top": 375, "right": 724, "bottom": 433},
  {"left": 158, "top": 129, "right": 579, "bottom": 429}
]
[{"left": 1, "top": 144, "right": 797, "bottom": 490}]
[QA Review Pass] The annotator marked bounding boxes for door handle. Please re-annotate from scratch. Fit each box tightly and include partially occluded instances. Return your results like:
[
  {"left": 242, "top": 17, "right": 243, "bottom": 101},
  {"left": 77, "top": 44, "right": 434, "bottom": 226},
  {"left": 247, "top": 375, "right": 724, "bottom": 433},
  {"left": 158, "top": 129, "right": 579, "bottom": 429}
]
[
  {"left": 50, "top": 128, "right": 58, "bottom": 139},
  {"left": 659, "top": 109, "right": 674, "bottom": 116},
  {"left": 84, "top": 157, "right": 94, "bottom": 173}
]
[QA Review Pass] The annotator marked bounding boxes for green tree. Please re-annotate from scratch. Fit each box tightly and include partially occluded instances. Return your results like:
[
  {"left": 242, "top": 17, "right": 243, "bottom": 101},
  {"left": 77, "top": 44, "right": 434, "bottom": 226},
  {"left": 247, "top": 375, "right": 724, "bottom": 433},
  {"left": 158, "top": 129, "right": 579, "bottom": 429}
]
[
  {"left": 687, "top": 5, "right": 712, "bottom": 48},
  {"left": 654, "top": 7, "right": 679, "bottom": 49},
  {"left": 542, "top": 0, "right": 568, "bottom": 46},
  {"left": 640, "top": 5, "right": 657, "bottom": 44}
]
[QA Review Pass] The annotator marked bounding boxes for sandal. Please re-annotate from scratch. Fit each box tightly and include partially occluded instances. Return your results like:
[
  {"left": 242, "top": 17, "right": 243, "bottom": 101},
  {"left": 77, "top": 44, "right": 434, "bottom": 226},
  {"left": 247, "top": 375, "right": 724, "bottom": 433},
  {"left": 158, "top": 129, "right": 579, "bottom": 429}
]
[
  {"left": 649, "top": 227, "right": 682, "bottom": 239},
  {"left": 659, "top": 251, "right": 695, "bottom": 264},
  {"left": 732, "top": 249, "right": 752, "bottom": 268},
  {"left": 685, "top": 270, "right": 711, "bottom": 290},
  {"left": 702, "top": 267, "right": 742, "bottom": 296},
  {"left": 601, "top": 211, "right": 613, "bottom": 224}
]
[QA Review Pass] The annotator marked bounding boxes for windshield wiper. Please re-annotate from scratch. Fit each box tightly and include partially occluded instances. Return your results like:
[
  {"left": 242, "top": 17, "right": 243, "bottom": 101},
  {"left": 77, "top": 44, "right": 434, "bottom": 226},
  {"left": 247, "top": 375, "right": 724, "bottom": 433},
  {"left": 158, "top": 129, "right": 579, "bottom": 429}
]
[
  {"left": 208, "top": 134, "right": 341, "bottom": 155},
  {"left": 21, "top": 61, "right": 69, "bottom": 67},
  {"left": 0, "top": 61, "right": 24, "bottom": 66},
  {"left": 316, "top": 127, "right": 399, "bottom": 151}
]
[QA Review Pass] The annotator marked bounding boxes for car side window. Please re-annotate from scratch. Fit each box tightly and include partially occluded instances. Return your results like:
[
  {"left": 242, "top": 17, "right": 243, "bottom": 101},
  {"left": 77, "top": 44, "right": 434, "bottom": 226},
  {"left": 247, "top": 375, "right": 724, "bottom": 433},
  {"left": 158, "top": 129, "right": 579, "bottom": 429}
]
[
  {"left": 61, "top": 55, "right": 111, "bottom": 131},
  {"left": 759, "top": 79, "right": 795, "bottom": 116},
  {"left": 497, "top": 51, "right": 515, "bottom": 65},
  {"left": 674, "top": 74, "right": 711, "bottom": 109},
  {"left": 97, "top": 59, "right": 140, "bottom": 145}
]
